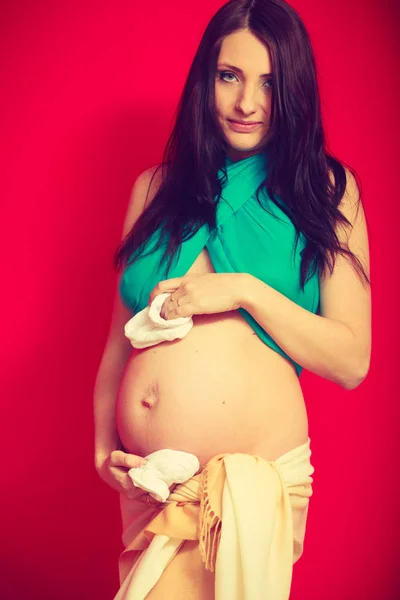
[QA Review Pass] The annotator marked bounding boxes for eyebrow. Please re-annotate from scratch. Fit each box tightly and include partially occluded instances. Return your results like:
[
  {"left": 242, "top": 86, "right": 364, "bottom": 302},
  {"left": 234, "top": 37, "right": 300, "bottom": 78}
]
[{"left": 217, "top": 63, "right": 272, "bottom": 78}]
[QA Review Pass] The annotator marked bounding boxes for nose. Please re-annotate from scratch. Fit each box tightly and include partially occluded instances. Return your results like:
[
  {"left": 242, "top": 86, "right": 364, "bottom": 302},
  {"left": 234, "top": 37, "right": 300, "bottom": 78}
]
[{"left": 235, "top": 83, "right": 261, "bottom": 116}]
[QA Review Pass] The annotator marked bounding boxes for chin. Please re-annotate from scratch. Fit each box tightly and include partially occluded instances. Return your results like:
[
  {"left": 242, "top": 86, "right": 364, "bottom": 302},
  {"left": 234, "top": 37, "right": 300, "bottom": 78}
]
[{"left": 227, "top": 138, "right": 264, "bottom": 151}]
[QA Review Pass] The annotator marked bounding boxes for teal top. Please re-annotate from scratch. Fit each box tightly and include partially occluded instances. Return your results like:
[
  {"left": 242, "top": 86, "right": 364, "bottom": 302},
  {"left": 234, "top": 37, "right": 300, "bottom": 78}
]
[{"left": 119, "top": 152, "right": 320, "bottom": 377}]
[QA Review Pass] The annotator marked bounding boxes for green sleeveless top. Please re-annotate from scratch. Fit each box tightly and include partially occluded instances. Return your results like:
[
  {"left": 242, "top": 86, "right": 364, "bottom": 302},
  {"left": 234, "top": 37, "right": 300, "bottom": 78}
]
[{"left": 119, "top": 152, "right": 320, "bottom": 376}]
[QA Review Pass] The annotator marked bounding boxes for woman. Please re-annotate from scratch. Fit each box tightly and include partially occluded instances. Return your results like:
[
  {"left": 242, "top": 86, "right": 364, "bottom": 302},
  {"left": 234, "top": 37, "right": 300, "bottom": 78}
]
[{"left": 94, "top": 0, "right": 371, "bottom": 597}]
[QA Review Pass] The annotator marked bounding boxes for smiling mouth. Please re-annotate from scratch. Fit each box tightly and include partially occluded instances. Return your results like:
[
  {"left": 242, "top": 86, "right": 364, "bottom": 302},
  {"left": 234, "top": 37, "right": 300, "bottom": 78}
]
[
  {"left": 228, "top": 120, "right": 262, "bottom": 125},
  {"left": 227, "top": 120, "right": 263, "bottom": 132}
]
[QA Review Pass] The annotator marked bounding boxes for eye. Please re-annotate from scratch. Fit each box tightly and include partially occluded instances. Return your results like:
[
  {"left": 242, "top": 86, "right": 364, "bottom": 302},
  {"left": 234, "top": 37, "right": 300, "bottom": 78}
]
[
  {"left": 218, "top": 70, "right": 237, "bottom": 83},
  {"left": 217, "top": 70, "right": 272, "bottom": 89}
]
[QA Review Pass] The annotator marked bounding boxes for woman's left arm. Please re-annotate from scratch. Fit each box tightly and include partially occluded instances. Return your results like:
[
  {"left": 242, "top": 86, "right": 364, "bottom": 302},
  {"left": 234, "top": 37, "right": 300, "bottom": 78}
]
[{"left": 240, "top": 169, "right": 371, "bottom": 390}]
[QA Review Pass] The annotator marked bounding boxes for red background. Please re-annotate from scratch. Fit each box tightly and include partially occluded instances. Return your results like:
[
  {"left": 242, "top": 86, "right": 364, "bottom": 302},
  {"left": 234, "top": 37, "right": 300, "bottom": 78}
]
[{"left": 1, "top": 1, "right": 398, "bottom": 598}]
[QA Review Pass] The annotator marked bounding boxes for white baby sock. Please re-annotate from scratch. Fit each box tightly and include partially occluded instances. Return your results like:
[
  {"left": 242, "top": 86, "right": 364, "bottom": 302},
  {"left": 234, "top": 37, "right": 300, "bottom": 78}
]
[
  {"left": 124, "top": 292, "right": 193, "bottom": 349},
  {"left": 127, "top": 449, "right": 200, "bottom": 502}
]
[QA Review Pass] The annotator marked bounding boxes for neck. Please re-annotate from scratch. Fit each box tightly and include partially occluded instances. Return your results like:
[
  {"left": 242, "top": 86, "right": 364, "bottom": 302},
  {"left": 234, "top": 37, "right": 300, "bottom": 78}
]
[{"left": 226, "top": 138, "right": 272, "bottom": 161}]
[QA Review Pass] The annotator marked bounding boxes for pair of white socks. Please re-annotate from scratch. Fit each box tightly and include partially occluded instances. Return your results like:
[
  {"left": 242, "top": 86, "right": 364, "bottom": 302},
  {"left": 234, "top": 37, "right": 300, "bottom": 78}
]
[
  {"left": 127, "top": 449, "right": 200, "bottom": 502},
  {"left": 124, "top": 292, "right": 193, "bottom": 349}
]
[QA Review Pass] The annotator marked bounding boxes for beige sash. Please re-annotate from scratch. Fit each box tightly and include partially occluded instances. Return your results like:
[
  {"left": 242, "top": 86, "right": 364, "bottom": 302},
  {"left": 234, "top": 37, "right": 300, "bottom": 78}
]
[{"left": 114, "top": 438, "right": 314, "bottom": 600}]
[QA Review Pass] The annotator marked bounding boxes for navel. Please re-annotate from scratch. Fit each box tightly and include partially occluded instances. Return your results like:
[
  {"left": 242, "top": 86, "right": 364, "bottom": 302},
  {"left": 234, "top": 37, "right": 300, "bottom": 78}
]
[
  {"left": 139, "top": 382, "right": 160, "bottom": 409},
  {"left": 141, "top": 399, "right": 154, "bottom": 409}
]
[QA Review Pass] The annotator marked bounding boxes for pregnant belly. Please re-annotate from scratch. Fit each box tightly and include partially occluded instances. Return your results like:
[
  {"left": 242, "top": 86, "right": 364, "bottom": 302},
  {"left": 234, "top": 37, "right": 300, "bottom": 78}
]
[{"left": 116, "top": 311, "right": 308, "bottom": 469}]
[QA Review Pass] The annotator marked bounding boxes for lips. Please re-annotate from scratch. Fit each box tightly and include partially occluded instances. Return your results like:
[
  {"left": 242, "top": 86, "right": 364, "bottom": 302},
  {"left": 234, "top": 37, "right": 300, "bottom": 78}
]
[
  {"left": 227, "top": 120, "right": 262, "bottom": 133},
  {"left": 228, "top": 120, "right": 261, "bottom": 125}
]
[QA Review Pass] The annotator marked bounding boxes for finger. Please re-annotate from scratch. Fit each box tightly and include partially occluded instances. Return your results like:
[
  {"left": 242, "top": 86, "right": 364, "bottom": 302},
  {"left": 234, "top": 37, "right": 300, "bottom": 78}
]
[
  {"left": 148, "top": 278, "right": 185, "bottom": 304},
  {"left": 149, "top": 287, "right": 178, "bottom": 306},
  {"left": 120, "top": 475, "right": 158, "bottom": 502},
  {"left": 167, "top": 301, "right": 194, "bottom": 320},
  {"left": 158, "top": 277, "right": 186, "bottom": 288},
  {"left": 121, "top": 474, "right": 138, "bottom": 495},
  {"left": 109, "top": 450, "right": 148, "bottom": 469},
  {"left": 124, "top": 488, "right": 138, "bottom": 500}
]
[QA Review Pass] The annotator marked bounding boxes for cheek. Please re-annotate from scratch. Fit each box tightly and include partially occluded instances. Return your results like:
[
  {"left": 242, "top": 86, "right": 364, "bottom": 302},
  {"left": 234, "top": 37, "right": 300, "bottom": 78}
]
[
  {"left": 264, "top": 93, "right": 273, "bottom": 114},
  {"left": 215, "top": 85, "right": 233, "bottom": 113}
]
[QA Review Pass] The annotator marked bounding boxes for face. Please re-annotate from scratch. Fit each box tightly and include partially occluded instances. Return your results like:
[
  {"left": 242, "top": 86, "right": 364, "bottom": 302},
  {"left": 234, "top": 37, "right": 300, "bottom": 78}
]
[{"left": 214, "top": 29, "right": 273, "bottom": 162}]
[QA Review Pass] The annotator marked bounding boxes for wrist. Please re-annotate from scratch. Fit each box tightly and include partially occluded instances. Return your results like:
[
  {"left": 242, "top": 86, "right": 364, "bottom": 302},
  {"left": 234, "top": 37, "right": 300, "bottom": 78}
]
[
  {"left": 95, "top": 442, "right": 122, "bottom": 470},
  {"left": 237, "top": 273, "right": 258, "bottom": 311},
  {"left": 95, "top": 451, "right": 109, "bottom": 470}
]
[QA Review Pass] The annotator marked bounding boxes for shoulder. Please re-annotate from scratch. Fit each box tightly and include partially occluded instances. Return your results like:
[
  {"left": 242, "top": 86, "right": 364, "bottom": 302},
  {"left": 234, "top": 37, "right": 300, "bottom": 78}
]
[
  {"left": 325, "top": 165, "right": 369, "bottom": 278},
  {"left": 341, "top": 167, "right": 363, "bottom": 222},
  {"left": 329, "top": 167, "right": 367, "bottom": 247},
  {"left": 134, "top": 162, "right": 164, "bottom": 208},
  {"left": 121, "top": 163, "right": 163, "bottom": 238}
]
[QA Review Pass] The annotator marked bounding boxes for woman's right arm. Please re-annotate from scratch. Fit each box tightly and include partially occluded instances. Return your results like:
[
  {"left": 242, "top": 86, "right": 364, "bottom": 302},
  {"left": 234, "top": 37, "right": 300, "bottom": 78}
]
[{"left": 93, "top": 165, "right": 162, "bottom": 494}]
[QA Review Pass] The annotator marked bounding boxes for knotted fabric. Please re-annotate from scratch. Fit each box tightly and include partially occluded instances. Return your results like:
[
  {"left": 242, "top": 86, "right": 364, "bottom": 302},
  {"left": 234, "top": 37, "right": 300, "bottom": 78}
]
[{"left": 114, "top": 438, "right": 314, "bottom": 600}]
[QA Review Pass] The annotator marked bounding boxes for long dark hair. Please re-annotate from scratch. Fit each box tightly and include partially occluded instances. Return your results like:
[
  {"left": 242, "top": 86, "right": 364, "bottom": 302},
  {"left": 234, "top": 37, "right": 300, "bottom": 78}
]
[{"left": 113, "top": 0, "right": 370, "bottom": 290}]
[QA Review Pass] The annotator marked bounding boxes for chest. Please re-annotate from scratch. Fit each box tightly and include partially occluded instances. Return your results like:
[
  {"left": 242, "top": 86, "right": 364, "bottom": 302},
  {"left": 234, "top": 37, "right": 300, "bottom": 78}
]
[
  {"left": 185, "top": 247, "right": 216, "bottom": 276},
  {"left": 119, "top": 197, "right": 320, "bottom": 317}
]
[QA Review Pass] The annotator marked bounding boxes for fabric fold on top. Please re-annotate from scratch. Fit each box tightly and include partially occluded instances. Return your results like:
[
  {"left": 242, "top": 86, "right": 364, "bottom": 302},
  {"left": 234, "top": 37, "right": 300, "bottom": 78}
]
[{"left": 114, "top": 438, "right": 314, "bottom": 600}]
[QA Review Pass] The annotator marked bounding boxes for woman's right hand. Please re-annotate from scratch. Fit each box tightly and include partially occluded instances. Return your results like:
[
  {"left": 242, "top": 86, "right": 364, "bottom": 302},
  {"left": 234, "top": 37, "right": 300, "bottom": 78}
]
[{"left": 96, "top": 450, "right": 148, "bottom": 499}]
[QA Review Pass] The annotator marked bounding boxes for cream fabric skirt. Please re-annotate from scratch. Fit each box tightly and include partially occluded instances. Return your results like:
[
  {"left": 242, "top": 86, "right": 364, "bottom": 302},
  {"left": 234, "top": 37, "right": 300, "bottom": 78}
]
[{"left": 114, "top": 438, "right": 315, "bottom": 600}]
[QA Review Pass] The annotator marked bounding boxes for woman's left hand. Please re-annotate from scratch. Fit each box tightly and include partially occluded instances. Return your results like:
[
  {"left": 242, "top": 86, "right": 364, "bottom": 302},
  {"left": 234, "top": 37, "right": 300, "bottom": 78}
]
[{"left": 148, "top": 273, "right": 249, "bottom": 320}]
